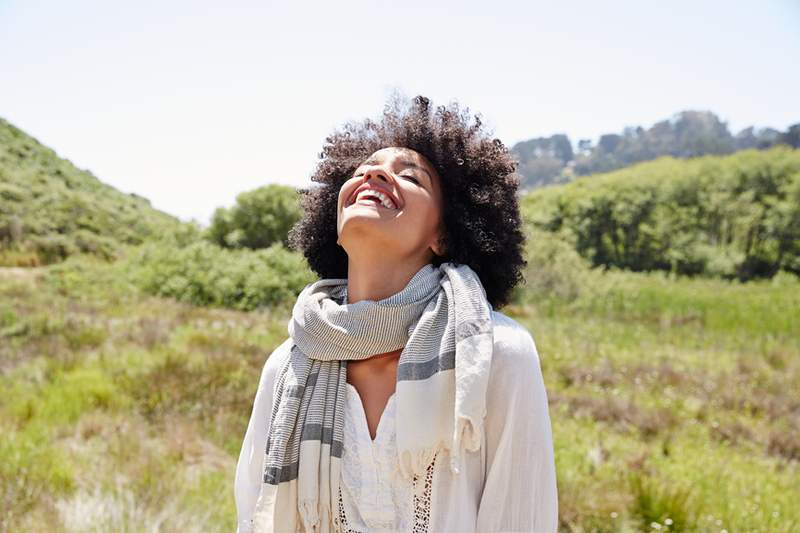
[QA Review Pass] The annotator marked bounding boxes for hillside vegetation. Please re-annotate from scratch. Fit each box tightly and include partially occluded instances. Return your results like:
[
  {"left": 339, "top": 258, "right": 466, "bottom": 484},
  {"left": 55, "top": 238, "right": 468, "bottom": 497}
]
[
  {"left": 522, "top": 147, "right": 800, "bottom": 281},
  {"left": 0, "top": 118, "right": 182, "bottom": 266}
]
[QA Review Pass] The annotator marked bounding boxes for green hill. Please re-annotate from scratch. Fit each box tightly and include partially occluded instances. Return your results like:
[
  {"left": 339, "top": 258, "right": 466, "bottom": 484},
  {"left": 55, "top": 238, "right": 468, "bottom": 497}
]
[
  {"left": 0, "top": 118, "right": 183, "bottom": 266},
  {"left": 521, "top": 146, "right": 800, "bottom": 281}
]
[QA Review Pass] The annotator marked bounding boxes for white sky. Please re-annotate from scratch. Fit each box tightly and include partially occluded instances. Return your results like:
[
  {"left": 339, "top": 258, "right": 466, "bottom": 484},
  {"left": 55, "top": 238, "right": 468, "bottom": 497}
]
[{"left": 1, "top": 0, "right": 798, "bottom": 225}]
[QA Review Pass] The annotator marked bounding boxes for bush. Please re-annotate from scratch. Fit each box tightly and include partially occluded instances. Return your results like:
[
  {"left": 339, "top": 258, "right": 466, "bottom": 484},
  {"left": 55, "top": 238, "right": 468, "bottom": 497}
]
[
  {"left": 124, "top": 240, "right": 314, "bottom": 311},
  {"left": 518, "top": 229, "right": 599, "bottom": 302},
  {"left": 205, "top": 184, "right": 301, "bottom": 250},
  {"left": 27, "top": 233, "right": 79, "bottom": 264}
]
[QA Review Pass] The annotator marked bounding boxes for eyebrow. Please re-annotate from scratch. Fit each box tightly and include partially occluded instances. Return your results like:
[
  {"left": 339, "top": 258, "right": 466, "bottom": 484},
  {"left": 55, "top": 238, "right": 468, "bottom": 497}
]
[{"left": 360, "top": 156, "right": 433, "bottom": 182}]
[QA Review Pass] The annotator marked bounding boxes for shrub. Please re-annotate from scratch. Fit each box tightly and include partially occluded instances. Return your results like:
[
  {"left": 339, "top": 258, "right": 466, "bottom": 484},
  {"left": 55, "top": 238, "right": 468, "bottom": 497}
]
[
  {"left": 124, "top": 240, "right": 314, "bottom": 311},
  {"left": 27, "top": 233, "right": 79, "bottom": 264},
  {"left": 519, "top": 229, "right": 598, "bottom": 302},
  {"left": 205, "top": 184, "right": 301, "bottom": 250}
]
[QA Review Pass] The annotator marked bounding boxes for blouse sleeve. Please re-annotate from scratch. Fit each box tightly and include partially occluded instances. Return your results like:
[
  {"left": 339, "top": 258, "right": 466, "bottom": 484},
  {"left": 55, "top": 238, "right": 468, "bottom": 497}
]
[
  {"left": 475, "top": 320, "right": 559, "bottom": 533},
  {"left": 234, "top": 339, "right": 291, "bottom": 533}
]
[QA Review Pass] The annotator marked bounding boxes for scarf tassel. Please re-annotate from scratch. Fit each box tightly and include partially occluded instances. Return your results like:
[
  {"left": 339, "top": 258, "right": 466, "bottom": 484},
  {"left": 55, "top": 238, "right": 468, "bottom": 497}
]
[
  {"left": 299, "top": 500, "right": 337, "bottom": 532},
  {"left": 450, "top": 415, "right": 486, "bottom": 475}
]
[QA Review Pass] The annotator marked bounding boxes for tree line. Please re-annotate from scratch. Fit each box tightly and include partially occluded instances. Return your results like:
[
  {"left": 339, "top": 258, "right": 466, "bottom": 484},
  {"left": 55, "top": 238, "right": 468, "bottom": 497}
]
[
  {"left": 513, "top": 110, "right": 800, "bottom": 190},
  {"left": 521, "top": 146, "right": 800, "bottom": 281}
]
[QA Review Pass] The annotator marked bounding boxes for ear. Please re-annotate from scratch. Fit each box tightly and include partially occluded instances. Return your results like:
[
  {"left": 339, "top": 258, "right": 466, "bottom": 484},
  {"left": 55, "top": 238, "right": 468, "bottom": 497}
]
[{"left": 430, "top": 231, "right": 446, "bottom": 257}]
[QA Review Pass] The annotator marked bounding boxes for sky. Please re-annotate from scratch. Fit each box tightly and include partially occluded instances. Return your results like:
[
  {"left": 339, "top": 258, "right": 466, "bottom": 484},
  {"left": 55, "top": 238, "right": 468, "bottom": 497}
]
[{"left": 1, "top": 0, "right": 798, "bottom": 225}]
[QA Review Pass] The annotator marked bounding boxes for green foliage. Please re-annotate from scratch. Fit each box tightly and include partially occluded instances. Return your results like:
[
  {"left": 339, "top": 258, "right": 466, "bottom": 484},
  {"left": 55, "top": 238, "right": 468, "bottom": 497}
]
[
  {"left": 205, "top": 184, "right": 301, "bottom": 249},
  {"left": 1, "top": 264, "right": 292, "bottom": 530},
  {"left": 0, "top": 425, "right": 75, "bottom": 528},
  {"left": 0, "top": 117, "right": 184, "bottom": 265},
  {"left": 521, "top": 146, "right": 800, "bottom": 280},
  {"left": 124, "top": 239, "right": 314, "bottom": 311},
  {"left": 45, "top": 252, "right": 143, "bottom": 305},
  {"left": 516, "top": 229, "right": 598, "bottom": 303},
  {"left": 628, "top": 472, "right": 697, "bottom": 531}
]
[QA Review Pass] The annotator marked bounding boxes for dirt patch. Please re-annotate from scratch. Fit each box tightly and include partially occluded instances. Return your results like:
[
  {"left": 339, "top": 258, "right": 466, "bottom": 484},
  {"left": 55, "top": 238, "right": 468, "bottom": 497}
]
[{"left": 0, "top": 266, "right": 47, "bottom": 282}]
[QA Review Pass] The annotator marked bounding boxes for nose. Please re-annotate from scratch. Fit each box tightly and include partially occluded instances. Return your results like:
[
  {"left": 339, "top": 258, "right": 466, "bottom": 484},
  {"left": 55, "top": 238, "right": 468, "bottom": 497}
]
[{"left": 363, "top": 166, "right": 391, "bottom": 183}]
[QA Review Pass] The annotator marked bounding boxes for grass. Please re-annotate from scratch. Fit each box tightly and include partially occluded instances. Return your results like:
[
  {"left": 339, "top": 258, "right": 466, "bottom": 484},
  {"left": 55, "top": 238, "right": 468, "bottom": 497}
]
[
  {"left": 1, "top": 256, "right": 799, "bottom": 532},
  {"left": 510, "top": 265, "right": 800, "bottom": 532}
]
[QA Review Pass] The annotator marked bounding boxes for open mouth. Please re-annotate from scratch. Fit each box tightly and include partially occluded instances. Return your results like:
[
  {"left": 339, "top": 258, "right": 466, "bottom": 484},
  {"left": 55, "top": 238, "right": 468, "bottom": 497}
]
[
  {"left": 346, "top": 189, "right": 398, "bottom": 210},
  {"left": 353, "top": 197, "right": 384, "bottom": 207}
]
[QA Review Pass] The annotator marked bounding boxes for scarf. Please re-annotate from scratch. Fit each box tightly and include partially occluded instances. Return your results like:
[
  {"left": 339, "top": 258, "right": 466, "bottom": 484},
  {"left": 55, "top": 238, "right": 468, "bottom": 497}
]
[{"left": 251, "top": 261, "right": 494, "bottom": 533}]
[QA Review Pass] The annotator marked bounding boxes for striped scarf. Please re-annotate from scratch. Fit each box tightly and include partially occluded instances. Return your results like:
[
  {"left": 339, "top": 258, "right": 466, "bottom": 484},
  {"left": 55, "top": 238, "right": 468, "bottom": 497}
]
[{"left": 251, "top": 262, "right": 494, "bottom": 533}]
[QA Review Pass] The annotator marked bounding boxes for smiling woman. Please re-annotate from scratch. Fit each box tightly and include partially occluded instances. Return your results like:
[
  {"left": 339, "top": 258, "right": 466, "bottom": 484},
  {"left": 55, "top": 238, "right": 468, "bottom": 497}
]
[{"left": 234, "top": 94, "right": 558, "bottom": 533}]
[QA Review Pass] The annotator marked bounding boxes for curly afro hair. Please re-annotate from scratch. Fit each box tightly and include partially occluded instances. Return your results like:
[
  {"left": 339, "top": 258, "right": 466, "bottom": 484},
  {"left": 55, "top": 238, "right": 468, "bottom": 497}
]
[{"left": 287, "top": 93, "right": 527, "bottom": 310}]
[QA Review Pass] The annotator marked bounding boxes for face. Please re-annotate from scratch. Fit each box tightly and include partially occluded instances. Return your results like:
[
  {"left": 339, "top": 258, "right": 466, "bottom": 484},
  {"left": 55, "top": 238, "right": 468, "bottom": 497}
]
[{"left": 337, "top": 147, "right": 445, "bottom": 261}]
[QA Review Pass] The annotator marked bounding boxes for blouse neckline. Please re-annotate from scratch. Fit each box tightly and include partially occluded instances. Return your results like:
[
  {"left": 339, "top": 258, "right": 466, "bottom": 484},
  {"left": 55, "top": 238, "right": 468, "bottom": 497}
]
[{"left": 345, "top": 381, "right": 397, "bottom": 444}]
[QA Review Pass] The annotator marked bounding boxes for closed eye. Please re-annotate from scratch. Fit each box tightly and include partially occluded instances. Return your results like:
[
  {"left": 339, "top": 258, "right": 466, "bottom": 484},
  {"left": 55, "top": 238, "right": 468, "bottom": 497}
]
[{"left": 352, "top": 172, "right": 422, "bottom": 186}]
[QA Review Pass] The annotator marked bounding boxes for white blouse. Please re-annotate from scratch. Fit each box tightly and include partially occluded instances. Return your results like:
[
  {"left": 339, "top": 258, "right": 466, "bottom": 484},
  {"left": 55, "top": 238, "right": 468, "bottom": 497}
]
[
  {"left": 338, "top": 382, "right": 414, "bottom": 532},
  {"left": 235, "top": 310, "right": 559, "bottom": 533}
]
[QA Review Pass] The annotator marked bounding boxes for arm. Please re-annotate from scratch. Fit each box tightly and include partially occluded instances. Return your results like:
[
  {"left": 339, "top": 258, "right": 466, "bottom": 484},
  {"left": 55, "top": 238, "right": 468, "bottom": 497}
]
[
  {"left": 234, "top": 339, "right": 292, "bottom": 533},
  {"left": 475, "top": 321, "right": 558, "bottom": 533}
]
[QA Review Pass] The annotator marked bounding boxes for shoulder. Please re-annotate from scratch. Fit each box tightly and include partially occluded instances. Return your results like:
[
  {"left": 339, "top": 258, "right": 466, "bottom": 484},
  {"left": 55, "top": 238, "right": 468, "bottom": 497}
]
[
  {"left": 489, "top": 309, "right": 541, "bottom": 373},
  {"left": 256, "top": 337, "right": 294, "bottom": 393}
]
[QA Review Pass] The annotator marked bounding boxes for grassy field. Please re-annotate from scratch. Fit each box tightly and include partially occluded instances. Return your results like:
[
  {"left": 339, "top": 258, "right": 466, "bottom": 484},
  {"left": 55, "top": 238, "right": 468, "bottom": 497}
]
[{"left": 1, "top": 257, "right": 798, "bottom": 532}]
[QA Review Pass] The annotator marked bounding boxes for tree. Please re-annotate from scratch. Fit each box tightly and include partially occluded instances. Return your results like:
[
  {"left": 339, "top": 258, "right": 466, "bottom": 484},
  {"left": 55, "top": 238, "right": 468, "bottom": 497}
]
[
  {"left": 206, "top": 184, "right": 301, "bottom": 250},
  {"left": 780, "top": 124, "right": 800, "bottom": 148},
  {"left": 512, "top": 134, "right": 574, "bottom": 189},
  {"left": 671, "top": 111, "right": 734, "bottom": 157}
]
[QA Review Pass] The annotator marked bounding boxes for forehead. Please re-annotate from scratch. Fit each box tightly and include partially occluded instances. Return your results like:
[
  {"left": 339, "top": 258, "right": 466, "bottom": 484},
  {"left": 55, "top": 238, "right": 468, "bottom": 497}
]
[{"left": 358, "top": 147, "right": 436, "bottom": 173}]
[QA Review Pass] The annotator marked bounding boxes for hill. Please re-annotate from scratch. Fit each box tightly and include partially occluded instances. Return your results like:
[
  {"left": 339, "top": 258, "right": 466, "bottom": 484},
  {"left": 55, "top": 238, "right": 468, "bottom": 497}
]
[
  {"left": 520, "top": 146, "right": 800, "bottom": 281},
  {"left": 0, "top": 117, "right": 183, "bottom": 266},
  {"left": 512, "top": 110, "right": 800, "bottom": 189}
]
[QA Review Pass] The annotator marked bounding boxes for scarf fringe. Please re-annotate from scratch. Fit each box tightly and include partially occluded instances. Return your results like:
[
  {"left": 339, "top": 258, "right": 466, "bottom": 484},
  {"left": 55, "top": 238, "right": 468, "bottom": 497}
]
[
  {"left": 299, "top": 500, "right": 337, "bottom": 532},
  {"left": 450, "top": 415, "right": 486, "bottom": 475},
  {"left": 299, "top": 500, "right": 319, "bottom": 532}
]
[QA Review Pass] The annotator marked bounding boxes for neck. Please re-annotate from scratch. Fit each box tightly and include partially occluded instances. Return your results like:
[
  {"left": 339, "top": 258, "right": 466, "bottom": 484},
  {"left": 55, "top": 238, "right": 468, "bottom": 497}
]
[{"left": 345, "top": 250, "right": 432, "bottom": 304}]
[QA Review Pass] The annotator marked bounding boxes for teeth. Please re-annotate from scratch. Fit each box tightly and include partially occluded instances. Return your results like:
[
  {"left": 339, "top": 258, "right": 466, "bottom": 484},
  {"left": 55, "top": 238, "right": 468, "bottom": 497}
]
[{"left": 354, "top": 189, "right": 396, "bottom": 209}]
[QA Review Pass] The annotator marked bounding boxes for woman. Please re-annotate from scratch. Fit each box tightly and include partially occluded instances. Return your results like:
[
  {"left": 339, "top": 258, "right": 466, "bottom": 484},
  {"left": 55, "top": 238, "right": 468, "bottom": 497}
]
[{"left": 235, "top": 94, "right": 558, "bottom": 533}]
